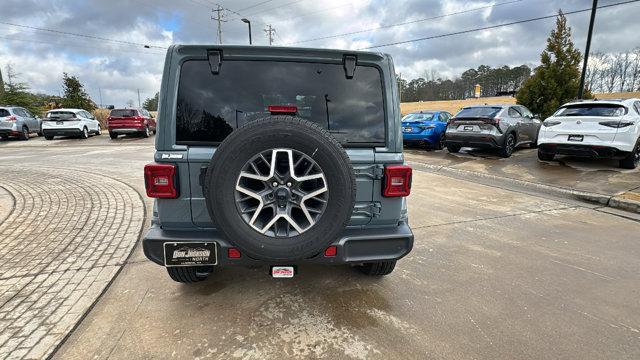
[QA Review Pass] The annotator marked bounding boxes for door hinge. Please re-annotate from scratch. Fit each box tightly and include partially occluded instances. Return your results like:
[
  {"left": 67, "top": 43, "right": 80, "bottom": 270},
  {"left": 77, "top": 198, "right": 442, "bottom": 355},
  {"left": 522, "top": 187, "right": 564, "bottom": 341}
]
[
  {"left": 343, "top": 55, "right": 357, "bottom": 79},
  {"left": 353, "top": 202, "right": 382, "bottom": 217},
  {"left": 207, "top": 50, "right": 222, "bottom": 74},
  {"left": 353, "top": 164, "right": 384, "bottom": 180}
]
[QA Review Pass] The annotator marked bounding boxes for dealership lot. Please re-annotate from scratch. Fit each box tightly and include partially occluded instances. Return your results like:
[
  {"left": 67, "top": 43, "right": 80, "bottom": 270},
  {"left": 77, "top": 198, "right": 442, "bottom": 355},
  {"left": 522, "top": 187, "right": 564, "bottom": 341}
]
[{"left": 0, "top": 137, "right": 639, "bottom": 359}]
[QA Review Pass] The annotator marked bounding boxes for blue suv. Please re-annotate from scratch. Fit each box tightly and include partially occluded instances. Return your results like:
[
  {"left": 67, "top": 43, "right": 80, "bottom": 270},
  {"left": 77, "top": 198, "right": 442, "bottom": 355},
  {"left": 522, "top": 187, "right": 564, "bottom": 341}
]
[{"left": 401, "top": 110, "right": 452, "bottom": 149}]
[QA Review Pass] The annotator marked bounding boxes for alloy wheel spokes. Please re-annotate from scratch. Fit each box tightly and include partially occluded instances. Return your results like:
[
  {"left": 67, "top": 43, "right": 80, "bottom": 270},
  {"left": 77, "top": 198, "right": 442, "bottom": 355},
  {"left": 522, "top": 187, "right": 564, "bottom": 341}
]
[{"left": 235, "top": 148, "right": 328, "bottom": 238}]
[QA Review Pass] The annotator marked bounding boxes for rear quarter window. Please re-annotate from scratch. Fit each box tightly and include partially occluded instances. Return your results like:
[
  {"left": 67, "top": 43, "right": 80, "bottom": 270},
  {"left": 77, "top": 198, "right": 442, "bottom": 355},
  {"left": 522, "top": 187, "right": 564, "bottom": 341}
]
[
  {"left": 175, "top": 60, "right": 386, "bottom": 146},
  {"left": 0, "top": 109, "right": 11, "bottom": 117}
]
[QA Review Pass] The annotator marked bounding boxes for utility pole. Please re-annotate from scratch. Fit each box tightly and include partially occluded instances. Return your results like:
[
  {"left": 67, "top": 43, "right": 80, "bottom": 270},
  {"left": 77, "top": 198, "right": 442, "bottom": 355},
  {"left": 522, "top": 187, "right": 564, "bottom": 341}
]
[
  {"left": 578, "top": 0, "right": 598, "bottom": 99},
  {"left": 137, "top": 89, "right": 141, "bottom": 108},
  {"left": 98, "top": 88, "right": 103, "bottom": 108},
  {"left": 264, "top": 24, "right": 275, "bottom": 46},
  {"left": 212, "top": 5, "right": 226, "bottom": 44},
  {"left": 398, "top": 73, "right": 402, "bottom": 102}
]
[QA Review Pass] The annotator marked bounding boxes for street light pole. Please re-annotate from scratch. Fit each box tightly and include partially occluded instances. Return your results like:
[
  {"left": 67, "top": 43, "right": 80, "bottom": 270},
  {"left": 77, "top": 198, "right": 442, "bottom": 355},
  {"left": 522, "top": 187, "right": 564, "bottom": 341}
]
[
  {"left": 578, "top": 0, "right": 598, "bottom": 99},
  {"left": 241, "top": 18, "right": 252, "bottom": 45}
]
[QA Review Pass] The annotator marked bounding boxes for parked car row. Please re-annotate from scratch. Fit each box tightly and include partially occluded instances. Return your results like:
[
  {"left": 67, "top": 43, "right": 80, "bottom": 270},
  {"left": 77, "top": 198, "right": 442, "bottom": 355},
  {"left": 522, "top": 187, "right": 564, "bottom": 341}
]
[
  {"left": 402, "top": 98, "right": 640, "bottom": 169},
  {"left": 0, "top": 106, "right": 157, "bottom": 141}
]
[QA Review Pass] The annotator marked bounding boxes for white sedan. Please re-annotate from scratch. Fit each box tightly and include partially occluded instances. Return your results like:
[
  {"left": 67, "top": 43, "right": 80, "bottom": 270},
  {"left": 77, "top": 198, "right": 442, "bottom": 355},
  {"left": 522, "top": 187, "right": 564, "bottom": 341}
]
[
  {"left": 537, "top": 98, "right": 640, "bottom": 169},
  {"left": 42, "top": 108, "right": 101, "bottom": 140}
]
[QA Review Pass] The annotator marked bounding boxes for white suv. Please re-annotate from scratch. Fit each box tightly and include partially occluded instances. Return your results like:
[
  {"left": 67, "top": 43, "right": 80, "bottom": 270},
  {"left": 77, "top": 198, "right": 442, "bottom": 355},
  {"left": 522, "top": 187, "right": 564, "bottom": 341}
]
[
  {"left": 42, "top": 109, "right": 101, "bottom": 140},
  {"left": 537, "top": 98, "right": 640, "bottom": 169}
]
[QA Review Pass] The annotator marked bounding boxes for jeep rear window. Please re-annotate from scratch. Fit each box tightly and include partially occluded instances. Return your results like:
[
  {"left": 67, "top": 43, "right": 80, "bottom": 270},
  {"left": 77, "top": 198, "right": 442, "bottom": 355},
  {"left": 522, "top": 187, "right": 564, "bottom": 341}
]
[
  {"left": 455, "top": 107, "right": 502, "bottom": 118},
  {"left": 0, "top": 109, "right": 10, "bottom": 117},
  {"left": 176, "top": 60, "right": 386, "bottom": 146},
  {"left": 554, "top": 104, "right": 627, "bottom": 117},
  {"left": 110, "top": 109, "right": 137, "bottom": 118}
]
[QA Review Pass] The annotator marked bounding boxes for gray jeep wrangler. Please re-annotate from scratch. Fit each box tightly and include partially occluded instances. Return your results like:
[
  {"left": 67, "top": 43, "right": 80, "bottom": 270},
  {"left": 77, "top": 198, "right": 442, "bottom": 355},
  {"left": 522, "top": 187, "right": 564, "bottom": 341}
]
[{"left": 142, "top": 45, "right": 414, "bottom": 283}]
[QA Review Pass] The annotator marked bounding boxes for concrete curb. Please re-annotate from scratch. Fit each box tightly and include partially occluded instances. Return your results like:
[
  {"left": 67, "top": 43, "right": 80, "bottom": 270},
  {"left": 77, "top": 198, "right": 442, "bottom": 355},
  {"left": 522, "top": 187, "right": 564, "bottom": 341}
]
[{"left": 408, "top": 160, "right": 640, "bottom": 214}]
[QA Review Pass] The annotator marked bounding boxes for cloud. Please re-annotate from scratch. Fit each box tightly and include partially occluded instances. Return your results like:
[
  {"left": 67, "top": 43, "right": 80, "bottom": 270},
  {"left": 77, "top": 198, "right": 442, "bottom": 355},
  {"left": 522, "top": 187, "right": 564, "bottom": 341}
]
[{"left": 1, "top": 0, "right": 638, "bottom": 107}]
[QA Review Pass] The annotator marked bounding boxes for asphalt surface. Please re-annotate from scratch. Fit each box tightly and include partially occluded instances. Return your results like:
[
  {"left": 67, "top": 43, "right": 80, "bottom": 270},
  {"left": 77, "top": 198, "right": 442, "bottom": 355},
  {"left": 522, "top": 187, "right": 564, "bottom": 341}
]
[
  {"left": 404, "top": 145, "right": 640, "bottom": 199},
  {"left": 1, "top": 135, "right": 639, "bottom": 360}
]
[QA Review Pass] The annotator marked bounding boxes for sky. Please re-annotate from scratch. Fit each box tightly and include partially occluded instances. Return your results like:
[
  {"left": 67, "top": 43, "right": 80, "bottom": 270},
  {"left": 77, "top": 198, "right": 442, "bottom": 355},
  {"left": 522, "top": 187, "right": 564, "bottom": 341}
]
[{"left": 1, "top": 0, "right": 639, "bottom": 107}]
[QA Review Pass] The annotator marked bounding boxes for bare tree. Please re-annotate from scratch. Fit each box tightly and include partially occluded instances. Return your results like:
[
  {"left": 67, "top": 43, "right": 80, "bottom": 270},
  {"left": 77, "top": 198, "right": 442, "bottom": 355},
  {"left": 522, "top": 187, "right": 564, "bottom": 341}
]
[
  {"left": 618, "top": 51, "right": 633, "bottom": 92},
  {"left": 630, "top": 47, "right": 640, "bottom": 91}
]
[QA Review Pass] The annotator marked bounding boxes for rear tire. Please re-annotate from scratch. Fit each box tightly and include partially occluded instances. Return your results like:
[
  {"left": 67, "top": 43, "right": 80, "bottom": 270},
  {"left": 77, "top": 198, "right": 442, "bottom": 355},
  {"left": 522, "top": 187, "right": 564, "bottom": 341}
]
[
  {"left": 166, "top": 266, "right": 211, "bottom": 283},
  {"left": 96, "top": 126, "right": 102, "bottom": 135},
  {"left": 142, "top": 126, "right": 150, "bottom": 138},
  {"left": 80, "top": 127, "right": 89, "bottom": 139},
  {"left": 109, "top": 132, "right": 118, "bottom": 139},
  {"left": 19, "top": 126, "right": 29, "bottom": 141},
  {"left": 434, "top": 133, "right": 445, "bottom": 150},
  {"left": 537, "top": 148, "right": 555, "bottom": 161},
  {"left": 619, "top": 143, "right": 639, "bottom": 169},
  {"left": 358, "top": 261, "right": 397, "bottom": 276},
  {"left": 446, "top": 144, "right": 461, "bottom": 153},
  {"left": 499, "top": 133, "right": 516, "bottom": 158}
]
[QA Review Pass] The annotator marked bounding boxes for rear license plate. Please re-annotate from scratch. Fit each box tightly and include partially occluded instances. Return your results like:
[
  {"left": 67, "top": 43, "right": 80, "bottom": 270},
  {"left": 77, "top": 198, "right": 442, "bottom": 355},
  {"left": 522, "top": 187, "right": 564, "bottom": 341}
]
[
  {"left": 403, "top": 127, "right": 412, "bottom": 133},
  {"left": 463, "top": 125, "right": 474, "bottom": 131},
  {"left": 271, "top": 266, "right": 295, "bottom": 278},
  {"left": 164, "top": 242, "right": 217, "bottom": 267},
  {"left": 568, "top": 135, "right": 584, "bottom": 142}
]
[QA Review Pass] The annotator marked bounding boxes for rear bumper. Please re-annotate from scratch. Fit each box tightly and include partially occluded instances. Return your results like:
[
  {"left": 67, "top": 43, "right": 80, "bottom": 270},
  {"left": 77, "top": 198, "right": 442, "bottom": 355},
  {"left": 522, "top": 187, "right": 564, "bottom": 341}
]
[
  {"left": 42, "top": 128, "right": 82, "bottom": 136},
  {"left": 539, "top": 143, "right": 631, "bottom": 159},
  {"left": 143, "top": 222, "right": 414, "bottom": 267},
  {"left": 445, "top": 132, "right": 504, "bottom": 148},
  {"left": 403, "top": 132, "right": 439, "bottom": 144},
  {"left": 0, "top": 129, "right": 19, "bottom": 136},
  {"left": 109, "top": 127, "right": 145, "bottom": 134}
]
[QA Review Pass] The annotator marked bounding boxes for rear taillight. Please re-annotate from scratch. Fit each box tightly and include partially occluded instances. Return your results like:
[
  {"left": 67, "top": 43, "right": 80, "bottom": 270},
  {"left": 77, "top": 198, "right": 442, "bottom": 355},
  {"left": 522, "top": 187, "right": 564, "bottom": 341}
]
[
  {"left": 542, "top": 120, "right": 561, "bottom": 127},
  {"left": 144, "top": 163, "right": 178, "bottom": 198},
  {"left": 383, "top": 165, "right": 412, "bottom": 197},
  {"left": 6, "top": 115, "right": 17, "bottom": 122},
  {"left": 599, "top": 120, "right": 634, "bottom": 128},
  {"left": 268, "top": 105, "right": 297, "bottom": 115}
]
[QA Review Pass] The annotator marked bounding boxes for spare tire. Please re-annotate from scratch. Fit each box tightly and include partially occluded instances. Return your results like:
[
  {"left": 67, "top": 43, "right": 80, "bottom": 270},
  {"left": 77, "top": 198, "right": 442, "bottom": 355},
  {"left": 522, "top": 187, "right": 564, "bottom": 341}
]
[{"left": 204, "top": 116, "right": 356, "bottom": 261}]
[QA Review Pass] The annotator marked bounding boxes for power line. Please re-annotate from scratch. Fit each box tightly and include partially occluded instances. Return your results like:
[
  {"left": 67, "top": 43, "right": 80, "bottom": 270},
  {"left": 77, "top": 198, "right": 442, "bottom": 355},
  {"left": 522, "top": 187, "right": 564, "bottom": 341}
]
[
  {"left": 286, "top": 0, "right": 524, "bottom": 45},
  {"left": 360, "top": 0, "right": 640, "bottom": 50},
  {"left": 0, "top": 21, "right": 167, "bottom": 50},
  {"left": 235, "top": 0, "right": 275, "bottom": 12},
  {"left": 234, "top": 0, "right": 308, "bottom": 19},
  {"left": 272, "top": 2, "right": 353, "bottom": 25},
  {"left": 0, "top": 34, "right": 166, "bottom": 56}
]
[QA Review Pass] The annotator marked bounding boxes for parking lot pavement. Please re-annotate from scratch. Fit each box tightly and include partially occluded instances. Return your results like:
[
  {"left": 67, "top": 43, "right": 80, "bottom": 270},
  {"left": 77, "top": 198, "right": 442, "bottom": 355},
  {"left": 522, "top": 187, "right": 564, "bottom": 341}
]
[
  {"left": 404, "top": 146, "right": 640, "bottom": 200},
  {"left": 0, "top": 163, "right": 144, "bottom": 358},
  {"left": 0, "top": 133, "right": 155, "bottom": 148},
  {"left": 1, "top": 139, "right": 639, "bottom": 360},
  {"left": 54, "top": 167, "right": 640, "bottom": 358}
]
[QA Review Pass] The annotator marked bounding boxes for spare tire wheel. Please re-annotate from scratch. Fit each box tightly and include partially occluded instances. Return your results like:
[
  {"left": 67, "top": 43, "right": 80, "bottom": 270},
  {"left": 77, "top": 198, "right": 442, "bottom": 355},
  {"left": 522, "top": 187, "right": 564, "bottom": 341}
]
[{"left": 204, "top": 116, "right": 356, "bottom": 261}]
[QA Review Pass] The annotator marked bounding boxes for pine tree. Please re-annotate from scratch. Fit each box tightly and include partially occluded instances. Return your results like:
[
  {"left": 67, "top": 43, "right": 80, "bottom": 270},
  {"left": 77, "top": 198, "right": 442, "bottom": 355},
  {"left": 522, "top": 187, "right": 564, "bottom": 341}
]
[
  {"left": 61, "top": 73, "right": 96, "bottom": 111},
  {"left": 0, "top": 64, "right": 39, "bottom": 114},
  {"left": 143, "top": 92, "right": 159, "bottom": 111},
  {"left": 516, "top": 11, "right": 590, "bottom": 119}
]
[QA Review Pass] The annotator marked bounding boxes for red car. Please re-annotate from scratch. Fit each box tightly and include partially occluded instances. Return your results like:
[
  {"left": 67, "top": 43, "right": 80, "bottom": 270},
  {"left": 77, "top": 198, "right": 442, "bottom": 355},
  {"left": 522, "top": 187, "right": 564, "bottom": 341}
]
[{"left": 107, "top": 108, "right": 157, "bottom": 139}]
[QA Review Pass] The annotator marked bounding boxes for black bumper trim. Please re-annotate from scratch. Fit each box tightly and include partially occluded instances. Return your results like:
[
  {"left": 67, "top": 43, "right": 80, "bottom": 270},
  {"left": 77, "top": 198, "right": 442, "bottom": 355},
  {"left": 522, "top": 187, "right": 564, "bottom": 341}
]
[
  {"left": 539, "top": 144, "right": 629, "bottom": 159},
  {"left": 445, "top": 134, "right": 502, "bottom": 149},
  {"left": 143, "top": 223, "right": 414, "bottom": 267},
  {"left": 43, "top": 128, "right": 83, "bottom": 136}
]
